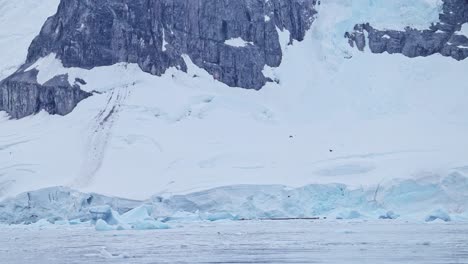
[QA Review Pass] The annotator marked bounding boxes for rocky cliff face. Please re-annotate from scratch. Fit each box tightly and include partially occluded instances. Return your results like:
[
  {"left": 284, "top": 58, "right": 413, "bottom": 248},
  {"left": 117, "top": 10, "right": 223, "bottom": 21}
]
[
  {"left": 27, "top": 0, "right": 318, "bottom": 89},
  {"left": 5, "top": 0, "right": 466, "bottom": 120},
  {"left": 0, "top": 69, "right": 91, "bottom": 119},
  {"left": 346, "top": 0, "right": 468, "bottom": 60},
  {"left": 0, "top": 0, "right": 318, "bottom": 119}
]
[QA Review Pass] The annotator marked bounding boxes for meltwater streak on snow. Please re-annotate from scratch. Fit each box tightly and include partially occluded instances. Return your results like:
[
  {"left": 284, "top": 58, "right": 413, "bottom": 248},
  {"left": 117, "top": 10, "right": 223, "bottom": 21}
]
[
  {"left": 73, "top": 83, "right": 132, "bottom": 188},
  {"left": 1, "top": 221, "right": 468, "bottom": 264},
  {"left": 0, "top": 0, "right": 468, "bottom": 200}
]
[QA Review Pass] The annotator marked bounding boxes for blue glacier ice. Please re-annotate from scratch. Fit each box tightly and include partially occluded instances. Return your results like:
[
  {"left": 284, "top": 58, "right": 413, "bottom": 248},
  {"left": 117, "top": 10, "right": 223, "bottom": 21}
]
[
  {"left": 93, "top": 205, "right": 169, "bottom": 231},
  {"left": 0, "top": 172, "right": 467, "bottom": 227},
  {"left": 425, "top": 209, "right": 451, "bottom": 222},
  {"left": 95, "top": 219, "right": 116, "bottom": 231}
]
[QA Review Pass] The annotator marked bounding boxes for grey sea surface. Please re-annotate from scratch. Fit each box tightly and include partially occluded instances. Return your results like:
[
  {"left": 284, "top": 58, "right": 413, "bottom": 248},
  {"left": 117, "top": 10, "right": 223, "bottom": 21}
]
[{"left": 0, "top": 220, "right": 467, "bottom": 264}]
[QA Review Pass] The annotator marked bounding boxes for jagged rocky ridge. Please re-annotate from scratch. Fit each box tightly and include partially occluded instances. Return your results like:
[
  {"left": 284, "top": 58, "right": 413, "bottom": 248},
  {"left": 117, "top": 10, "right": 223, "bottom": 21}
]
[
  {"left": 27, "top": 0, "right": 318, "bottom": 90},
  {"left": 346, "top": 0, "right": 468, "bottom": 60},
  {"left": 0, "top": 0, "right": 318, "bottom": 119}
]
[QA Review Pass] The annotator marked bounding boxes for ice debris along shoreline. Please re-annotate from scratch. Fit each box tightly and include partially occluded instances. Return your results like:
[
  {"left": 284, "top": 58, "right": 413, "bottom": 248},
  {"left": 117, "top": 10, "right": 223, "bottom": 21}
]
[
  {"left": 92, "top": 205, "right": 169, "bottom": 231},
  {"left": 0, "top": 172, "right": 467, "bottom": 229}
]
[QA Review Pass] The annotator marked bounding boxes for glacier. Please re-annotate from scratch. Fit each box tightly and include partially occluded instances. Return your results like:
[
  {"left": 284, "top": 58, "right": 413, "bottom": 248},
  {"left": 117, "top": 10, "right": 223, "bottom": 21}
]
[
  {"left": 0, "top": 0, "right": 468, "bottom": 230},
  {"left": 1, "top": 170, "right": 467, "bottom": 226}
]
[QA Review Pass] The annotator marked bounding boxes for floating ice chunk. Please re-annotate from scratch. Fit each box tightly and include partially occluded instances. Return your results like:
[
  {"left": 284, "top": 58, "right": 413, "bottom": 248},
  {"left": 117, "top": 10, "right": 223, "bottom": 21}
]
[
  {"left": 425, "top": 209, "right": 451, "bottom": 222},
  {"left": 119, "top": 205, "right": 169, "bottom": 230},
  {"left": 31, "top": 219, "right": 52, "bottom": 227},
  {"left": 89, "top": 205, "right": 123, "bottom": 225},
  {"left": 106, "top": 209, "right": 124, "bottom": 225},
  {"left": 92, "top": 205, "right": 169, "bottom": 231},
  {"left": 121, "top": 205, "right": 152, "bottom": 223},
  {"left": 131, "top": 219, "right": 169, "bottom": 230},
  {"left": 95, "top": 219, "right": 116, "bottom": 231}
]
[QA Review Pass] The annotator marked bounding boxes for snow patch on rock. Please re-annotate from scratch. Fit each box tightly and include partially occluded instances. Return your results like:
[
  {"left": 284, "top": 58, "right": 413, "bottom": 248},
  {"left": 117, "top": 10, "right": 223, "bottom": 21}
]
[{"left": 224, "top": 37, "right": 254, "bottom": 47}]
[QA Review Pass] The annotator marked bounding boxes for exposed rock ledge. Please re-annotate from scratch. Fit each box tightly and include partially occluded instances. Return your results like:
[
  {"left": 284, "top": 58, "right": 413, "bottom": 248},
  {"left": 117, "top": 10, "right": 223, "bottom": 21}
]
[
  {"left": 1, "top": 0, "right": 318, "bottom": 119},
  {"left": 346, "top": 0, "right": 468, "bottom": 60},
  {"left": 0, "top": 69, "right": 91, "bottom": 119}
]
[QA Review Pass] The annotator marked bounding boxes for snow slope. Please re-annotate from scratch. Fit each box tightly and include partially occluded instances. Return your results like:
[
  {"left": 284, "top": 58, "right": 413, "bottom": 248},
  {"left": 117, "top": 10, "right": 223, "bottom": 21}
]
[{"left": 0, "top": 0, "right": 467, "bottom": 204}]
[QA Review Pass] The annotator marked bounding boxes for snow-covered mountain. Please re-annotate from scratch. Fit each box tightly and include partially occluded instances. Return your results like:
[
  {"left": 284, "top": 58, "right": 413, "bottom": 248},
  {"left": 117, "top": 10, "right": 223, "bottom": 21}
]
[{"left": 0, "top": 0, "right": 467, "bottom": 219}]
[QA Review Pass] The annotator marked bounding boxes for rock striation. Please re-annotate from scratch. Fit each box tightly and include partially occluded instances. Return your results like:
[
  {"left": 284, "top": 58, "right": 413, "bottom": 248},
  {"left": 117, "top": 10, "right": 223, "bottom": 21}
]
[{"left": 346, "top": 0, "right": 468, "bottom": 60}]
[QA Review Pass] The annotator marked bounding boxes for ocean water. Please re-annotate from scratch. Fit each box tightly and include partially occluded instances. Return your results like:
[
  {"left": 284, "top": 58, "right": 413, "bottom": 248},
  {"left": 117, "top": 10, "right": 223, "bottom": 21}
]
[{"left": 1, "top": 220, "right": 467, "bottom": 263}]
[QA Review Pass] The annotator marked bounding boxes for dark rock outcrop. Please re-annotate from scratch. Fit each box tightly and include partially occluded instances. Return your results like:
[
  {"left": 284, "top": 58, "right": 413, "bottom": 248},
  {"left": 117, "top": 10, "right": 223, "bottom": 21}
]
[
  {"left": 346, "top": 0, "right": 468, "bottom": 60},
  {"left": 1, "top": 0, "right": 319, "bottom": 119},
  {"left": 0, "top": 69, "right": 91, "bottom": 119},
  {"left": 27, "top": 0, "right": 318, "bottom": 89}
]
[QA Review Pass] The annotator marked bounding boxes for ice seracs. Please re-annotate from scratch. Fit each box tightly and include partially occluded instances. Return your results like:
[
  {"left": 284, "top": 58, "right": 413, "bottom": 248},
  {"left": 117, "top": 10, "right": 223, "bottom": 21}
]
[
  {"left": 92, "top": 205, "right": 169, "bottom": 231},
  {"left": 1, "top": 171, "right": 467, "bottom": 226}
]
